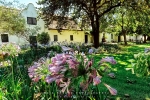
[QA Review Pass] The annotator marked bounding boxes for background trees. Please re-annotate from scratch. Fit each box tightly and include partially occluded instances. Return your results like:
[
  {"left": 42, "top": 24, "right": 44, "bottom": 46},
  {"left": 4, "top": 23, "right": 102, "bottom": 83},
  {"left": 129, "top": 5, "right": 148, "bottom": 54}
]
[{"left": 0, "top": 0, "right": 26, "bottom": 35}]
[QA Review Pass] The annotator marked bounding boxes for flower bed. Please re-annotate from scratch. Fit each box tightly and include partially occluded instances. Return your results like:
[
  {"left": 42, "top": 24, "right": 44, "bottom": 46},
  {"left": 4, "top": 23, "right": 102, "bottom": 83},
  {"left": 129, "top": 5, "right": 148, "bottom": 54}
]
[{"left": 28, "top": 52, "right": 117, "bottom": 99}]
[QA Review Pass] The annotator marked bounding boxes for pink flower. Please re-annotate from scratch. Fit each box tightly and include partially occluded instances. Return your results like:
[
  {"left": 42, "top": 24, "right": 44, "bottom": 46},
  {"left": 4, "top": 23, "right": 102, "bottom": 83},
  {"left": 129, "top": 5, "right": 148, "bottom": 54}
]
[
  {"left": 66, "top": 59, "right": 79, "bottom": 69},
  {"left": 86, "top": 59, "right": 93, "bottom": 68},
  {"left": 49, "top": 66, "right": 64, "bottom": 73},
  {"left": 93, "top": 76, "right": 101, "bottom": 85},
  {"left": 59, "top": 78, "right": 71, "bottom": 93},
  {"left": 104, "top": 83, "right": 117, "bottom": 95},
  {"left": 55, "top": 79, "right": 62, "bottom": 86},
  {"left": 46, "top": 74, "right": 64, "bottom": 83},
  {"left": 28, "top": 73, "right": 34, "bottom": 78},
  {"left": 55, "top": 54, "right": 65, "bottom": 60},
  {"left": 45, "top": 75, "right": 57, "bottom": 83},
  {"left": 32, "top": 77, "right": 40, "bottom": 82},
  {"left": 51, "top": 57, "right": 57, "bottom": 63},
  {"left": 100, "top": 57, "right": 116, "bottom": 64},
  {"left": 90, "top": 70, "right": 97, "bottom": 78},
  {"left": 54, "top": 59, "right": 66, "bottom": 66}
]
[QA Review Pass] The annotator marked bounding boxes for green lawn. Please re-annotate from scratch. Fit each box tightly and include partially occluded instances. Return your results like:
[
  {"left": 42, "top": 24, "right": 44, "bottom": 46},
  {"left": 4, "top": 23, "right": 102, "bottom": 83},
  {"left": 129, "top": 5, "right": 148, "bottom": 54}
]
[{"left": 94, "top": 43, "right": 150, "bottom": 100}]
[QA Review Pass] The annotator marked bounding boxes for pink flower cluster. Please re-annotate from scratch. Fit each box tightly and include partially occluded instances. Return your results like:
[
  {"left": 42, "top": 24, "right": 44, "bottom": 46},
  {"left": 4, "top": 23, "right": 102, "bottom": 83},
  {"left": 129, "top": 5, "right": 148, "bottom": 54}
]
[
  {"left": 0, "top": 42, "right": 21, "bottom": 57},
  {"left": 28, "top": 53, "right": 117, "bottom": 96},
  {"left": 28, "top": 57, "right": 46, "bottom": 82}
]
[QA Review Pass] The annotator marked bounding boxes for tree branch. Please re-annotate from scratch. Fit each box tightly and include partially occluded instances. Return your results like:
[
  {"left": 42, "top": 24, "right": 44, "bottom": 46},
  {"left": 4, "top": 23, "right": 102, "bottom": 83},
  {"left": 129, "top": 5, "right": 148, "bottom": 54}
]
[{"left": 100, "top": 2, "right": 121, "bottom": 17}]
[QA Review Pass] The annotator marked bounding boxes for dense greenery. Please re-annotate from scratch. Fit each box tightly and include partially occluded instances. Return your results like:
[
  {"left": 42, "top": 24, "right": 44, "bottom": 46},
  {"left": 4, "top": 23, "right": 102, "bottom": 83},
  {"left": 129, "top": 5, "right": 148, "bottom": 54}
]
[
  {"left": 133, "top": 51, "right": 150, "bottom": 77},
  {"left": 0, "top": 0, "right": 26, "bottom": 35},
  {"left": 0, "top": 43, "right": 150, "bottom": 100},
  {"left": 37, "top": 32, "right": 50, "bottom": 45}
]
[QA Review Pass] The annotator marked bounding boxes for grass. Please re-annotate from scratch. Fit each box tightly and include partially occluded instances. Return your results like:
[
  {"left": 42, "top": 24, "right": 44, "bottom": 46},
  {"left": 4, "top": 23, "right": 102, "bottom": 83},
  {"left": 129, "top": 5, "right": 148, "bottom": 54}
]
[{"left": 94, "top": 43, "right": 150, "bottom": 100}]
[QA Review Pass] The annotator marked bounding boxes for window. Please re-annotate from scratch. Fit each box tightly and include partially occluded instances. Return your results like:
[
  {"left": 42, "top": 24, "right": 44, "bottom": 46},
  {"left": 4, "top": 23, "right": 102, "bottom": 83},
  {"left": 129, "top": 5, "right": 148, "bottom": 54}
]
[
  {"left": 85, "top": 35, "right": 88, "bottom": 43},
  {"left": 1, "top": 34, "right": 9, "bottom": 42},
  {"left": 111, "top": 34, "right": 113, "bottom": 39},
  {"left": 70, "top": 35, "right": 73, "bottom": 41},
  {"left": 27, "top": 17, "right": 37, "bottom": 25},
  {"left": 54, "top": 35, "right": 58, "bottom": 41}
]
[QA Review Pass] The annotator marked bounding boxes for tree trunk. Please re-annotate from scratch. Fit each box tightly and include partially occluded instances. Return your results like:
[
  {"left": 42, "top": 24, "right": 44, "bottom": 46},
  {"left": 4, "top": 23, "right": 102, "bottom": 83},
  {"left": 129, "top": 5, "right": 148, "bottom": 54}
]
[
  {"left": 118, "top": 35, "right": 121, "bottom": 42},
  {"left": 147, "top": 36, "right": 150, "bottom": 41},
  {"left": 143, "top": 34, "right": 147, "bottom": 43},
  {"left": 93, "top": 31, "right": 99, "bottom": 48},
  {"left": 121, "top": 12, "right": 127, "bottom": 45},
  {"left": 123, "top": 30, "right": 127, "bottom": 45},
  {"left": 91, "top": 15, "right": 100, "bottom": 48}
]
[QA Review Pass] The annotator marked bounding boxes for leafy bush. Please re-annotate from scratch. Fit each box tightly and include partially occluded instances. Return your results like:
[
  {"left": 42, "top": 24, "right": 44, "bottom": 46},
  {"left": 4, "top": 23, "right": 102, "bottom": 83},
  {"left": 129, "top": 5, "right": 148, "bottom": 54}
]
[
  {"left": 98, "top": 43, "right": 121, "bottom": 53},
  {"left": 37, "top": 32, "right": 50, "bottom": 45},
  {"left": 133, "top": 52, "right": 150, "bottom": 76}
]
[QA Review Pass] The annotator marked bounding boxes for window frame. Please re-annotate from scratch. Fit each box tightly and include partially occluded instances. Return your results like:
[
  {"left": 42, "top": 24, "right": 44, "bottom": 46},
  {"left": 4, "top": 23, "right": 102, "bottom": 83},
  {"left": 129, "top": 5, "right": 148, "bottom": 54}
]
[
  {"left": 70, "top": 35, "right": 73, "bottom": 41},
  {"left": 27, "top": 17, "right": 37, "bottom": 25},
  {"left": 1, "top": 34, "right": 9, "bottom": 42},
  {"left": 54, "top": 35, "right": 58, "bottom": 41}
]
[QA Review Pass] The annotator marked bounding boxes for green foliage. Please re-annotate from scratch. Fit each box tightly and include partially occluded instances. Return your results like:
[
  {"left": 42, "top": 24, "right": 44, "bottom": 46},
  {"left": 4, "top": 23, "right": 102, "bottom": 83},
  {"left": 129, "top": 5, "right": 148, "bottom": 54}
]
[
  {"left": 0, "top": 0, "right": 26, "bottom": 35},
  {"left": 133, "top": 52, "right": 150, "bottom": 76},
  {"left": 49, "top": 45, "right": 62, "bottom": 53},
  {"left": 17, "top": 46, "right": 61, "bottom": 65},
  {"left": 37, "top": 32, "right": 50, "bottom": 45},
  {"left": 97, "top": 43, "right": 121, "bottom": 53},
  {"left": 22, "top": 26, "right": 41, "bottom": 42}
]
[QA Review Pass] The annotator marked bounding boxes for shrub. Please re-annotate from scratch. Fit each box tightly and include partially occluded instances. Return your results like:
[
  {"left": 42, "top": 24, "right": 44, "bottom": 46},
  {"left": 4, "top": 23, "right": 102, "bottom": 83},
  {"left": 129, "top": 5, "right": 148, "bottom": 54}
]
[
  {"left": 37, "top": 32, "right": 50, "bottom": 45},
  {"left": 98, "top": 43, "right": 121, "bottom": 53},
  {"left": 133, "top": 52, "right": 150, "bottom": 76}
]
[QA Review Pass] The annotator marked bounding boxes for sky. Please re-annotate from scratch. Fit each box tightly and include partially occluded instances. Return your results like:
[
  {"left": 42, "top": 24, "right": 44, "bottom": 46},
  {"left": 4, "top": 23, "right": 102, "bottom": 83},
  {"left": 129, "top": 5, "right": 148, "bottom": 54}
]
[
  {"left": 18, "top": 0, "right": 39, "bottom": 6},
  {"left": 7, "top": 0, "right": 39, "bottom": 7}
]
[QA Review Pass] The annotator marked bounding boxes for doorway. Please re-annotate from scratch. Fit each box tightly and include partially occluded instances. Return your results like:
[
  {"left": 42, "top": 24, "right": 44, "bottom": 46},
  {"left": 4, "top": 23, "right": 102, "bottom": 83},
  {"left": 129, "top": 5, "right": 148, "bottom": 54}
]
[{"left": 85, "top": 35, "right": 88, "bottom": 43}]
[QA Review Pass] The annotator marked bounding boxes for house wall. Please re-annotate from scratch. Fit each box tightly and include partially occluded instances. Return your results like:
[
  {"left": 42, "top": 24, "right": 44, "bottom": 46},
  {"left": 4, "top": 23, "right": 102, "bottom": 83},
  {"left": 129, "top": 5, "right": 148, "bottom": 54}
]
[
  {"left": 99, "top": 33, "right": 118, "bottom": 43},
  {"left": 0, "top": 3, "right": 45, "bottom": 45},
  {"left": 21, "top": 3, "right": 45, "bottom": 33},
  {"left": 120, "top": 35, "right": 143, "bottom": 41},
  {"left": 47, "top": 29, "right": 87, "bottom": 43}
]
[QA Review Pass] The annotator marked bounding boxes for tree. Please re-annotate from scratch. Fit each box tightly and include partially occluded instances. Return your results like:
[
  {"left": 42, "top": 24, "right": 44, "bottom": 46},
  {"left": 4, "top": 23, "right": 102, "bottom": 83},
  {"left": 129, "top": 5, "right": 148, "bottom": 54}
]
[
  {"left": 103, "top": 0, "right": 150, "bottom": 45},
  {"left": 38, "top": 0, "right": 142, "bottom": 48},
  {"left": 106, "top": 6, "right": 134, "bottom": 45},
  {"left": 0, "top": 0, "right": 26, "bottom": 35},
  {"left": 21, "top": 26, "right": 41, "bottom": 42},
  {"left": 37, "top": 32, "right": 50, "bottom": 45}
]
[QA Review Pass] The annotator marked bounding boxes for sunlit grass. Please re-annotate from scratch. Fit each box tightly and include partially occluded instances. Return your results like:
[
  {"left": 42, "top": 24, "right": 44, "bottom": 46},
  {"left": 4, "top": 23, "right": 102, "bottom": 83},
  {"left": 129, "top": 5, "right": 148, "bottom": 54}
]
[{"left": 93, "top": 43, "right": 150, "bottom": 100}]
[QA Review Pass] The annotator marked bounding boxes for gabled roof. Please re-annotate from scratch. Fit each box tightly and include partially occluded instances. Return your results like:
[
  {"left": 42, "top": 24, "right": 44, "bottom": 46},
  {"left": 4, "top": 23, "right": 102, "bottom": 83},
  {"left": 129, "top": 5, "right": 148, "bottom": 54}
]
[{"left": 48, "top": 20, "right": 81, "bottom": 31}]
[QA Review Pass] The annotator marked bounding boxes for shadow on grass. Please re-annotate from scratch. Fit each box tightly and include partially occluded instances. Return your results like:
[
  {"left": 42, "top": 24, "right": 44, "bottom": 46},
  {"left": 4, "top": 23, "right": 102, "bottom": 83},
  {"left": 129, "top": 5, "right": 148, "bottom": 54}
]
[{"left": 93, "top": 44, "right": 150, "bottom": 100}]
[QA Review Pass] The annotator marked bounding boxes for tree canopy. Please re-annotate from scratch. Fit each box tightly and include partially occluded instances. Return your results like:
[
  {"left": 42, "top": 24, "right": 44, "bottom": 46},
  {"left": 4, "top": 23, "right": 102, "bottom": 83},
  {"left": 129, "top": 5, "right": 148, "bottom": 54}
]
[{"left": 0, "top": 0, "right": 26, "bottom": 35}]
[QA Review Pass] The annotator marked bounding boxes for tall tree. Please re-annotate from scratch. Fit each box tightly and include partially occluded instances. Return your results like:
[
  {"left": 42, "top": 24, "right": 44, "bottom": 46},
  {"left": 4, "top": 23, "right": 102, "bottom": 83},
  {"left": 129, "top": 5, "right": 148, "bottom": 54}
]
[
  {"left": 38, "top": 0, "right": 141, "bottom": 48},
  {"left": 0, "top": 0, "right": 26, "bottom": 35},
  {"left": 104, "top": 0, "right": 150, "bottom": 44}
]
